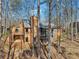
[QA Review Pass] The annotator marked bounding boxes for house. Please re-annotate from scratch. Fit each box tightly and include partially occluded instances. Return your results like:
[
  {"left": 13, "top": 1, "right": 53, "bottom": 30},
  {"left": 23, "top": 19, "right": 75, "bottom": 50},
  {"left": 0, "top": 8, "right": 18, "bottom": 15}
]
[
  {"left": 10, "top": 16, "right": 38, "bottom": 49},
  {"left": 69, "top": 22, "right": 79, "bottom": 32}
]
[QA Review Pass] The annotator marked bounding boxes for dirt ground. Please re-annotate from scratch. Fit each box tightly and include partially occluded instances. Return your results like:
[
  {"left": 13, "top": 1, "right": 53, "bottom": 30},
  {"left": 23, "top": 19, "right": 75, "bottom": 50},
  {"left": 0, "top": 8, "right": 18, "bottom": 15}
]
[
  {"left": 0, "top": 36, "right": 79, "bottom": 59},
  {"left": 60, "top": 39, "right": 79, "bottom": 59}
]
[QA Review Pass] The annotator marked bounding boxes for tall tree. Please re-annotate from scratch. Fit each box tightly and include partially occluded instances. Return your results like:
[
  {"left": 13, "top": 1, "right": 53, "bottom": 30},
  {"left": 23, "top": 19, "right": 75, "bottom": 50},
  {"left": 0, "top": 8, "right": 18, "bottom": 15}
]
[
  {"left": 48, "top": 0, "right": 52, "bottom": 59},
  {"left": 0, "top": 0, "right": 2, "bottom": 38},
  {"left": 37, "top": 0, "right": 41, "bottom": 59},
  {"left": 75, "top": 0, "right": 78, "bottom": 39}
]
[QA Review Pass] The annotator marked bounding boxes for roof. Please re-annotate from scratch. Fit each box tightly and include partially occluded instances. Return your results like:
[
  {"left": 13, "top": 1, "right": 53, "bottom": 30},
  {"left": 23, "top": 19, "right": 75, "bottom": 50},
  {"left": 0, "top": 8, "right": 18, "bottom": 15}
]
[
  {"left": 40, "top": 22, "right": 55, "bottom": 28},
  {"left": 24, "top": 21, "right": 30, "bottom": 28}
]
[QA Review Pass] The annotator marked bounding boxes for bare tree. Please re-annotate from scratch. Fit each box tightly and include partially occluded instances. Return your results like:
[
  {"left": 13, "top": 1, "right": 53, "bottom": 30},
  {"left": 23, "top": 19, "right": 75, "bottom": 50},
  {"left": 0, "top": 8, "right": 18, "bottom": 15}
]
[
  {"left": 75, "top": 0, "right": 78, "bottom": 39},
  {"left": 0, "top": 0, "right": 2, "bottom": 39},
  {"left": 70, "top": 0, "right": 74, "bottom": 41},
  {"left": 48, "top": 0, "right": 52, "bottom": 59},
  {"left": 37, "top": 0, "right": 41, "bottom": 59}
]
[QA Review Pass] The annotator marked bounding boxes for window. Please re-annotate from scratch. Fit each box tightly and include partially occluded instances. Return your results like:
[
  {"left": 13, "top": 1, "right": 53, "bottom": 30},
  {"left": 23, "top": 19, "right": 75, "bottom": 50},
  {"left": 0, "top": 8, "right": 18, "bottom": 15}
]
[
  {"left": 26, "top": 37, "right": 28, "bottom": 42},
  {"left": 14, "top": 35, "right": 20, "bottom": 40},
  {"left": 26, "top": 28, "right": 28, "bottom": 32},
  {"left": 16, "top": 28, "right": 19, "bottom": 32}
]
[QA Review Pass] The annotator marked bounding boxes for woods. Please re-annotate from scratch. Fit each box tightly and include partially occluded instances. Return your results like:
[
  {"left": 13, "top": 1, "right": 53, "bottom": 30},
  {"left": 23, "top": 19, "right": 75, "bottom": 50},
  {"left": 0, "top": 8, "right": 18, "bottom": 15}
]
[{"left": 0, "top": 0, "right": 79, "bottom": 59}]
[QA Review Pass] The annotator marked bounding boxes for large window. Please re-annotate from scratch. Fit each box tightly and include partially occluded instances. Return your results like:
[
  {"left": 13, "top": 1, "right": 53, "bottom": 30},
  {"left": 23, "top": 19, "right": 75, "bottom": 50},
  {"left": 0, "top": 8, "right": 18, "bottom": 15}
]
[{"left": 14, "top": 35, "right": 20, "bottom": 40}]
